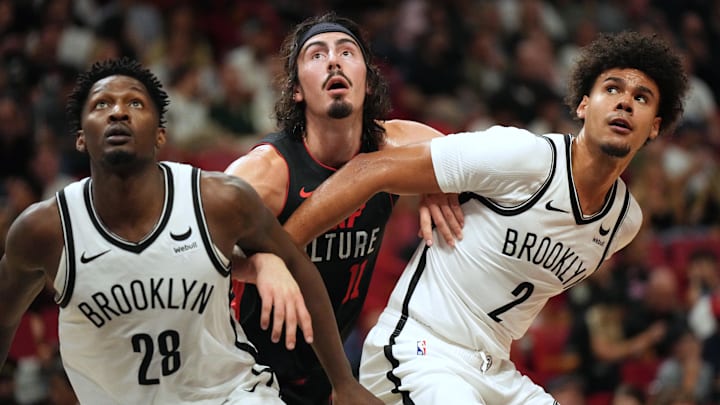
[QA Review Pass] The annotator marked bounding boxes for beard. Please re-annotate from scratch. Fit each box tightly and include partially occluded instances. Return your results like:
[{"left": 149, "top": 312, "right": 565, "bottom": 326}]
[
  {"left": 600, "top": 143, "right": 631, "bottom": 158},
  {"left": 104, "top": 150, "right": 135, "bottom": 166},
  {"left": 327, "top": 99, "right": 353, "bottom": 119},
  {"left": 102, "top": 149, "right": 146, "bottom": 176}
]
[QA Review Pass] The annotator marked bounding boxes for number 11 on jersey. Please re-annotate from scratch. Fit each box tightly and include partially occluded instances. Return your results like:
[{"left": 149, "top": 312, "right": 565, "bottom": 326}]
[{"left": 342, "top": 260, "right": 368, "bottom": 304}]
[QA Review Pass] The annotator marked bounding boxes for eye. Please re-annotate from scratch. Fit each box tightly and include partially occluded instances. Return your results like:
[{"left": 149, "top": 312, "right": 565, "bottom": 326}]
[
  {"left": 94, "top": 100, "right": 109, "bottom": 109},
  {"left": 606, "top": 86, "right": 619, "bottom": 94},
  {"left": 310, "top": 50, "right": 326, "bottom": 60},
  {"left": 129, "top": 100, "right": 143, "bottom": 108},
  {"left": 635, "top": 94, "right": 648, "bottom": 104},
  {"left": 341, "top": 49, "right": 352, "bottom": 57}
]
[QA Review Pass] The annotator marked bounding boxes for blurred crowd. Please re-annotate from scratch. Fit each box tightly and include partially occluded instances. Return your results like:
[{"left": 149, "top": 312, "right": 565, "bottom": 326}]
[{"left": 2, "top": 0, "right": 720, "bottom": 404}]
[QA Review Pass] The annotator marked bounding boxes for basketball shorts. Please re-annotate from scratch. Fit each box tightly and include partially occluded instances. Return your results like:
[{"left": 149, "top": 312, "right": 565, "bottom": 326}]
[{"left": 359, "top": 311, "right": 558, "bottom": 404}]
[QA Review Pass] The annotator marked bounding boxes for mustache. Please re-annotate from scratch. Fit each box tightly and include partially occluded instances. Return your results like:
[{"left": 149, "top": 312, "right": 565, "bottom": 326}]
[{"left": 322, "top": 70, "right": 352, "bottom": 89}]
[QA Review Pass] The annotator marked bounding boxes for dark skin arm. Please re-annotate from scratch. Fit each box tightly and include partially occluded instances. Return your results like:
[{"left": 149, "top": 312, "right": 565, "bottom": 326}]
[
  {"left": 201, "top": 172, "right": 380, "bottom": 404},
  {"left": 0, "top": 199, "right": 64, "bottom": 367},
  {"left": 285, "top": 141, "right": 441, "bottom": 247}
]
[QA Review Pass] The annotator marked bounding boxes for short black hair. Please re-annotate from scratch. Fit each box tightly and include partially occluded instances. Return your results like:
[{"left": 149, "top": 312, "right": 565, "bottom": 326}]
[
  {"left": 66, "top": 58, "right": 169, "bottom": 135},
  {"left": 565, "top": 31, "right": 688, "bottom": 137}
]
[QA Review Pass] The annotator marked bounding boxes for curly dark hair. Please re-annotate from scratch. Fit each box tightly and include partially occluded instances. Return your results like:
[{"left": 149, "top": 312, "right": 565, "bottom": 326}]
[
  {"left": 274, "top": 12, "right": 391, "bottom": 149},
  {"left": 565, "top": 31, "right": 688, "bottom": 137},
  {"left": 66, "top": 57, "right": 169, "bottom": 135}
]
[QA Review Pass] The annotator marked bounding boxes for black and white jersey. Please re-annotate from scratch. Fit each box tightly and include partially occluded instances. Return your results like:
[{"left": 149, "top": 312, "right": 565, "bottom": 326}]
[
  {"left": 384, "top": 126, "right": 642, "bottom": 360},
  {"left": 54, "top": 162, "right": 265, "bottom": 404}
]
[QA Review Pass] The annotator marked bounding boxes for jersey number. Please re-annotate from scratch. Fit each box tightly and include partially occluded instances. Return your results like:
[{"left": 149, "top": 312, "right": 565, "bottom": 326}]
[
  {"left": 342, "top": 260, "right": 368, "bottom": 304},
  {"left": 488, "top": 282, "right": 535, "bottom": 323},
  {"left": 131, "top": 330, "right": 182, "bottom": 385}
]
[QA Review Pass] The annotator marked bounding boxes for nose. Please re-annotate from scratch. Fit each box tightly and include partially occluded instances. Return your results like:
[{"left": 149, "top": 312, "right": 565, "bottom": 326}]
[
  {"left": 615, "top": 94, "right": 633, "bottom": 113},
  {"left": 327, "top": 51, "right": 341, "bottom": 71},
  {"left": 109, "top": 103, "right": 129, "bottom": 122}
]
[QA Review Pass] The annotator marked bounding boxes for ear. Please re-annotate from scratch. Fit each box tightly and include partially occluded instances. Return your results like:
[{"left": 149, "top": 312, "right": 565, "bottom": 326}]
[
  {"left": 293, "top": 85, "right": 303, "bottom": 103},
  {"left": 649, "top": 116, "right": 661, "bottom": 141},
  {"left": 575, "top": 96, "right": 589, "bottom": 120},
  {"left": 156, "top": 128, "right": 167, "bottom": 148},
  {"left": 75, "top": 130, "right": 86, "bottom": 153}
]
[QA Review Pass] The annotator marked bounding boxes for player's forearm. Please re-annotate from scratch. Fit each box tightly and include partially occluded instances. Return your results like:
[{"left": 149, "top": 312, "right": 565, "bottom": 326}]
[
  {"left": 285, "top": 156, "right": 381, "bottom": 246},
  {"left": 290, "top": 257, "right": 355, "bottom": 386},
  {"left": 0, "top": 325, "right": 19, "bottom": 368}
]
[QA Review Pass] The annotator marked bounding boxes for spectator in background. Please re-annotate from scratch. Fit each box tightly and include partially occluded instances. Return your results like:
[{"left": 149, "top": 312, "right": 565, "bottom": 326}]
[
  {"left": 0, "top": 94, "right": 33, "bottom": 180},
  {"left": 568, "top": 265, "right": 666, "bottom": 405},
  {"left": 612, "top": 383, "right": 646, "bottom": 405},
  {"left": 678, "top": 49, "right": 720, "bottom": 148},
  {"left": 163, "top": 64, "right": 217, "bottom": 150},
  {"left": 208, "top": 56, "right": 260, "bottom": 139},
  {"left": 622, "top": 267, "right": 689, "bottom": 391},
  {"left": 650, "top": 327, "right": 714, "bottom": 405},
  {"left": 686, "top": 249, "right": 720, "bottom": 401},
  {"left": 144, "top": 2, "right": 213, "bottom": 85}
]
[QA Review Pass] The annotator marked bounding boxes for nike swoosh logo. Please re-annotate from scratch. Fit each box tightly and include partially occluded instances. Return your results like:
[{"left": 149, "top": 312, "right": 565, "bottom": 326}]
[
  {"left": 80, "top": 249, "right": 111, "bottom": 264},
  {"left": 545, "top": 200, "right": 569, "bottom": 213},
  {"left": 299, "top": 187, "right": 313, "bottom": 198},
  {"left": 170, "top": 227, "right": 192, "bottom": 241},
  {"left": 599, "top": 225, "right": 610, "bottom": 236}
]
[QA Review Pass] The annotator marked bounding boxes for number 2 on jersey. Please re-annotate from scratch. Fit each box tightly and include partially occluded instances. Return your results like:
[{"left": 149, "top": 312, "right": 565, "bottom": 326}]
[
  {"left": 131, "top": 330, "right": 182, "bottom": 385},
  {"left": 487, "top": 282, "right": 535, "bottom": 323}
]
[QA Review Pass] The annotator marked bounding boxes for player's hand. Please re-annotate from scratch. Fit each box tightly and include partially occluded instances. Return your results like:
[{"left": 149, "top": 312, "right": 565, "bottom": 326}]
[
  {"left": 418, "top": 193, "right": 463, "bottom": 247},
  {"left": 249, "top": 253, "right": 313, "bottom": 349},
  {"left": 331, "top": 382, "right": 383, "bottom": 405}
]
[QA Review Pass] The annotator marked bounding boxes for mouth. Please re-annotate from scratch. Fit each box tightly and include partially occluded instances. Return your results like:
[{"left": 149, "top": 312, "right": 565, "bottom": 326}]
[
  {"left": 324, "top": 76, "right": 350, "bottom": 94},
  {"left": 608, "top": 117, "right": 632, "bottom": 133},
  {"left": 104, "top": 124, "right": 132, "bottom": 144}
]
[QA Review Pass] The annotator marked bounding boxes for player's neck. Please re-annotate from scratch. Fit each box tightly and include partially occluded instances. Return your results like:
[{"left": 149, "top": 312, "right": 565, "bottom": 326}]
[
  {"left": 89, "top": 164, "right": 166, "bottom": 242},
  {"left": 304, "top": 116, "right": 363, "bottom": 168},
  {"left": 570, "top": 135, "right": 629, "bottom": 215}
]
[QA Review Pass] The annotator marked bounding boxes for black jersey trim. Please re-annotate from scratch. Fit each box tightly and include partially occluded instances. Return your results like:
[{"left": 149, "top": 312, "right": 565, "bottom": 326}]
[
  {"left": 565, "top": 135, "right": 617, "bottom": 224},
  {"left": 191, "top": 167, "right": 232, "bottom": 277},
  {"left": 466, "top": 135, "right": 557, "bottom": 216},
  {"left": 55, "top": 190, "right": 76, "bottom": 308},
  {"left": 83, "top": 163, "right": 174, "bottom": 253},
  {"left": 593, "top": 185, "right": 631, "bottom": 274},
  {"left": 226, "top": 282, "right": 259, "bottom": 361},
  {"left": 382, "top": 245, "right": 430, "bottom": 405}
]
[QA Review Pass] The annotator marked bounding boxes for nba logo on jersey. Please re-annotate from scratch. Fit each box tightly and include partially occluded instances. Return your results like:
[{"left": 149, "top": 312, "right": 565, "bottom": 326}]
[{"left": 416, "top": 340, "right": 427, "bottom": 356}]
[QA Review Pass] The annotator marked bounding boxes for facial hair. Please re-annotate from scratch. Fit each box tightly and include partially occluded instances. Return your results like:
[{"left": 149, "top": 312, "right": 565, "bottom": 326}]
[
  {"left": 600, "top": 143, "right": 631, "bottom": 158},
  {"left": 102, "top": 150, "right": 147, "bottom": 176},
  {"left": 328, "top": 99, "right": 353, "bottom": 119}
]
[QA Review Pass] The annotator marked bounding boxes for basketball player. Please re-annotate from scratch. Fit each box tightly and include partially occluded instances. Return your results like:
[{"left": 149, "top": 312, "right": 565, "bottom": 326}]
[
  {"left": 283, "top": 31, "right": 689, "bottom": 403},
  {"left": 225, "top": 12, "right": 461, "bottom": 405},
  {"left": 0, "top": 58, "right": 381, "bottom": 405}
]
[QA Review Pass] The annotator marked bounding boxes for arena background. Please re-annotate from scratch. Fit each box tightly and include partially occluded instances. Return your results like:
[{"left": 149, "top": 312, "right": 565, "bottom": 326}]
[{"left": 1, "top": 1, "right": 720, "bottom": 404}]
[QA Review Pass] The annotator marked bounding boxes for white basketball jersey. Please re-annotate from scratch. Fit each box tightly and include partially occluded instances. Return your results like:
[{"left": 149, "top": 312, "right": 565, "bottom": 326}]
[
  {"left": 384, "top": 126, "right": 642, "bottom": 360},
  {"left": 54, "top": 162, "right": 265, "bottom": 404}
]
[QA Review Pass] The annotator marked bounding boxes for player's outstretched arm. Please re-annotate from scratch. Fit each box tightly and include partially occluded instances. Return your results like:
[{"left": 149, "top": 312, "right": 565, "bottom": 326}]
[
  {"left": 383, "top": 120, "right": 464, "bottom": 247},
  {"left": 285, "top": 141, "right": 441, "bottom": 247},
  {"left": 0, "top": 200, "right": 60, "bottom": 367}
]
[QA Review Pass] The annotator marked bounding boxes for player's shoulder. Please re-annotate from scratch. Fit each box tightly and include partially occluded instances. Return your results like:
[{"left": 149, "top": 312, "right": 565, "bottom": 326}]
[
  {"left": 225, "top": 144, "right": 285, "bottom": 177},
  {"left": 380, "top": 119, "right": 445, "bottom": 148},
  {"left": 5, "top": 197, "right": 63, "bottom": 263},
  {"left": 201, "top": 170, "right": 257, "bottom": 201}
]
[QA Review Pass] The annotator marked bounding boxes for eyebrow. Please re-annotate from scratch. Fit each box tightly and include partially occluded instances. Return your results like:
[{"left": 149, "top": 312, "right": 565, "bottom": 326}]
[
  {"left": 302, "top": 37, "right": 361, "bottom": 54},
  {"left": 603, "top": 76, "right": 656, "bottom": 98}
]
